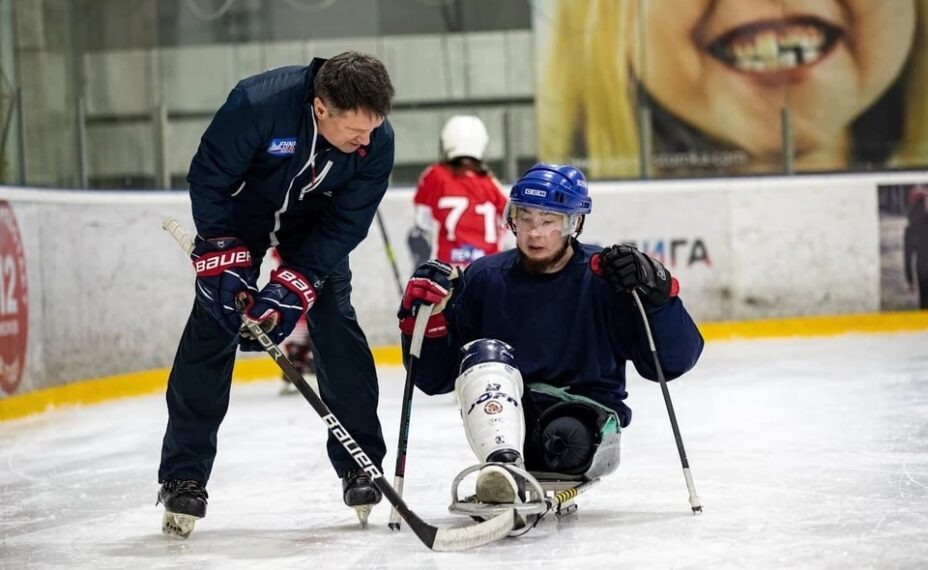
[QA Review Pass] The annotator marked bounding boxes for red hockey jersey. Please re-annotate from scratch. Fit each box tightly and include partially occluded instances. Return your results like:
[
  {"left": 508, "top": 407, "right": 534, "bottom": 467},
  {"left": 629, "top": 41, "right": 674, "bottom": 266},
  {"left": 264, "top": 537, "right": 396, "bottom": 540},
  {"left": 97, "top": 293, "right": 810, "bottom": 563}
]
[{"left": 413, "top": 164, "right": 509, "bottom": 266}]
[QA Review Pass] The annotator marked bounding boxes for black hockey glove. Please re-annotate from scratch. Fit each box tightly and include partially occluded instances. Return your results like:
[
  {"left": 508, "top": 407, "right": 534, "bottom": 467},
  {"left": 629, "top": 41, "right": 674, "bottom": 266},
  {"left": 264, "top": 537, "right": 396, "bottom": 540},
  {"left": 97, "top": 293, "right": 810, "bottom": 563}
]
[
  {"left": 239, "top": 267, "right": 317, "bottom": 351},
  {"left": 398, "top": 259, "right": 456, "bottom": 338},
  {"left": 191, "top": 237, "right": 256, "bottom": 334},
  {"left": 591, "top": 245, "right": 677, "bottom": 306},
  {"left": 406, "top": 226, "right": 432, "bottom": 269}
]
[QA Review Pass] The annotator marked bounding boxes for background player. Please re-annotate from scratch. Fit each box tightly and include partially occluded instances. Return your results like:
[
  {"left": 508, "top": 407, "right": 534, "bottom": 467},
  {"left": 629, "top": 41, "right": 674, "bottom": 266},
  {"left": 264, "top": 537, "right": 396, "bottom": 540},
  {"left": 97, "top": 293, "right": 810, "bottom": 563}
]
[{"left": 407, "top": 115, "right": 509, "bottom": 269}]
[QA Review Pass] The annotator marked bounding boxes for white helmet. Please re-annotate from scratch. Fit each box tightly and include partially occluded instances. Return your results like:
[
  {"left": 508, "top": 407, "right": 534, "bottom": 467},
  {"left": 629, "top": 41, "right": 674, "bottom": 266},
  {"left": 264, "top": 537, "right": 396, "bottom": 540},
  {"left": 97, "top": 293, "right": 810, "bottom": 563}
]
[{"left": 441, "top": 115, "right": 489, "bottom": 161}]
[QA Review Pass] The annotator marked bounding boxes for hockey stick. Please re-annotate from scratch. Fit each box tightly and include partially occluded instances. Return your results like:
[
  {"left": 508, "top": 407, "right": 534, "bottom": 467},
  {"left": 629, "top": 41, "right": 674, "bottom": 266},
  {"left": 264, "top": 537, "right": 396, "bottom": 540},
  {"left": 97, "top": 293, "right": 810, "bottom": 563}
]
[
  {"left": 630, "top": 290, "right": 703, "bottom": 514},
  {"left": 388, "top": 302, "right": 432, "bottom": 531},
  {"left": 162, "top": 217, "right": 515, "bottom": 551},
  {"left": 375, "top": 209, "right": 405, "bottom": 299}
]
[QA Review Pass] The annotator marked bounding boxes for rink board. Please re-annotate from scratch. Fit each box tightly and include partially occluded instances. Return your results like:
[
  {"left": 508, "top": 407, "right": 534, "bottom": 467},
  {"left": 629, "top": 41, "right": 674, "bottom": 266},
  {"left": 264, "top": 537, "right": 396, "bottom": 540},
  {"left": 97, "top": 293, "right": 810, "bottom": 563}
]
[{"left": 0, "top": 171, "right": 925, "bottom": 406}]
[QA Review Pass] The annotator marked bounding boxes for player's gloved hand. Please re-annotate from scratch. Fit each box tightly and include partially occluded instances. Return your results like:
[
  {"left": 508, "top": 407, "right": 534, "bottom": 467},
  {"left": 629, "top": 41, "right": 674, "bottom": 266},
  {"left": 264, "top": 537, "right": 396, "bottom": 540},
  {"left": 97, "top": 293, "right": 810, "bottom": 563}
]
[
  {"left": 590, "top": 244, "right": 678, "bottom": 306},
  {"left": 239, "top": 267, "right": 317, "bottom": 351},
  {"left": 398, "top": 259, "right": 456, "bottom": 338},
  {"left": 191, "top": 236, "right": 256, "bottom": 334},
  {"left": 406, "top": 226, "right": 432, "bottom": 269}
]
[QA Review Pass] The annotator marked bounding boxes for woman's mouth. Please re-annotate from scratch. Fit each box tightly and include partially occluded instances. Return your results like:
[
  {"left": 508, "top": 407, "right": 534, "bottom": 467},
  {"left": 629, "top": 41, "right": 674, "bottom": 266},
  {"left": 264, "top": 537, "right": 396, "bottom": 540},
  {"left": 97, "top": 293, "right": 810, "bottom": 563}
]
[{"left": 706, "top": 17, "right": 843, "bottom": 73}]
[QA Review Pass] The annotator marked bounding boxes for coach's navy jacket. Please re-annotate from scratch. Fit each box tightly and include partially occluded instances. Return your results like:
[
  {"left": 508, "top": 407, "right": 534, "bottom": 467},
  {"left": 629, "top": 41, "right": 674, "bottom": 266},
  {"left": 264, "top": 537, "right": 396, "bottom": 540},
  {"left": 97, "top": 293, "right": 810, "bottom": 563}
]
[
  {"left": 407, "top": 242, "right": 704, "bottom": 427},
  {"left": 187, "top": 58, "right": 395, "bottom": 287}
]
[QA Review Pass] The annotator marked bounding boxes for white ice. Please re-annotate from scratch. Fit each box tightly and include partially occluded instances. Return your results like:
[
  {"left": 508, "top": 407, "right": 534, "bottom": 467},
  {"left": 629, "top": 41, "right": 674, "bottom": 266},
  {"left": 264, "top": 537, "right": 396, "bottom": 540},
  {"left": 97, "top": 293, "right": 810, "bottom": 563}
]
[{"left": 2, "top": 331, "right": 928, "bottom": 569}]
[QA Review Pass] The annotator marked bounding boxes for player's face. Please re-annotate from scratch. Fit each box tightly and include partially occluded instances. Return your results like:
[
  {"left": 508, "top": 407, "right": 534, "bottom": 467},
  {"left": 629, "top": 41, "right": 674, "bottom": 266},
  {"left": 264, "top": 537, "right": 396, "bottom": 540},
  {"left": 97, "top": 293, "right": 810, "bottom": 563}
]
[
  {"left": 630, "top": 0, "right": 915, "bottom": 163},
  {"left": 511, "top": 206, "right": 574, "bottom": 273},
  {"left": 313, "top": 97, "right": 384, "bottom": 153}
]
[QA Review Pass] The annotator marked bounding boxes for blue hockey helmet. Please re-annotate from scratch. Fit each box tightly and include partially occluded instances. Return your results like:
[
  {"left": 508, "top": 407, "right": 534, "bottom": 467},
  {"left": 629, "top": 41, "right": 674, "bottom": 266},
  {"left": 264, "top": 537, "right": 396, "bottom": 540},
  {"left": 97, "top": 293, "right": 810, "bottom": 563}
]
[
  {"left": 508, "top": 163, "right": 591, "bottom": 216},
  {"left": 459, "top": 338, "right": 517, "bottom": 376}
]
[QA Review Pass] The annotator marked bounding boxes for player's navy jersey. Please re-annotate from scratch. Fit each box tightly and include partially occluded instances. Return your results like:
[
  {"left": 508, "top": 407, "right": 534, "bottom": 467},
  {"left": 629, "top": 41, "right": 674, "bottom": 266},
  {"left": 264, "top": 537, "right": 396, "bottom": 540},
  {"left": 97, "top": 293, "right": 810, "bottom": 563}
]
[
  {"left": 187, "top": 58, "right": 395, "bottom": 288},
  {"left": 407, "top": 241, "right": 704, "bottom": 427},
  {"left": 413, "top": 164, "right": 508, "bottom": 266}
]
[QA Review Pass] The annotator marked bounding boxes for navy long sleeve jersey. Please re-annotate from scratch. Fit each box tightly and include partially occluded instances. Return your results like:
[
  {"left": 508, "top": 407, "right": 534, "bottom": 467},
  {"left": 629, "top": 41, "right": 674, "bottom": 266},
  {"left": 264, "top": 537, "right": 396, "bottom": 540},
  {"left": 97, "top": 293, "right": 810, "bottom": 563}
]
[
  {"left": 187, "top": 58, "right": 395, "bottom": 287},
  {"left": 409, "top": 242, "right": 704, "bottom": 427}
]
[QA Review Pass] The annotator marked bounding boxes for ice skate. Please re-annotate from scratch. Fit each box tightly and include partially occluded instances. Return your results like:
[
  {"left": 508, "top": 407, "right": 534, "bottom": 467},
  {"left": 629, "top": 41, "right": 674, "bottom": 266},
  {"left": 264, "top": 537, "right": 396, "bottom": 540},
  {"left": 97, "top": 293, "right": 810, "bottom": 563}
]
[
  {"left": 280, "top": 341, "right": 316, "bottom": 395},
  {"left": 279, "top": 377, "right": 299, "bottom": 395},
  {"left": 342, "top": 468, "right": 382, "bottom": 528},
  {"left": 157, "top": 479, "right": 208, "bottom": 539}
]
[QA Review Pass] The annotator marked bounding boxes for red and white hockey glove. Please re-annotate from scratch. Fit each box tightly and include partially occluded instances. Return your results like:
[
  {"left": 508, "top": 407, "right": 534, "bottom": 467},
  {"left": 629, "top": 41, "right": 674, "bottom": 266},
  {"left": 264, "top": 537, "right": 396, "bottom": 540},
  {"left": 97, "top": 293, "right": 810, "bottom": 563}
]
[{"left": 398, "top": 259, "right": 456, "bottom": 338}]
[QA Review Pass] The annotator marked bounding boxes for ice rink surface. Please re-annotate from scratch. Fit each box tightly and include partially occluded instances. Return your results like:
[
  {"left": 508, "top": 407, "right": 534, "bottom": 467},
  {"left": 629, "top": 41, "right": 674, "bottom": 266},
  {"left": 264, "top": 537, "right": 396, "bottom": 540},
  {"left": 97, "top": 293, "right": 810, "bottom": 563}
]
[{"left": 2, "top": 331, "right": 928, "bottom": 569}]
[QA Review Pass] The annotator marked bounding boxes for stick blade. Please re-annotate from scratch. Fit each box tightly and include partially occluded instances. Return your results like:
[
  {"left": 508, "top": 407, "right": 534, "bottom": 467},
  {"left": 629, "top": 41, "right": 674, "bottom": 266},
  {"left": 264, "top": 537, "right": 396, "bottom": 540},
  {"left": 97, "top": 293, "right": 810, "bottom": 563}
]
[{"left": 429, "top": 509, "right": 514, "bottom": 552}]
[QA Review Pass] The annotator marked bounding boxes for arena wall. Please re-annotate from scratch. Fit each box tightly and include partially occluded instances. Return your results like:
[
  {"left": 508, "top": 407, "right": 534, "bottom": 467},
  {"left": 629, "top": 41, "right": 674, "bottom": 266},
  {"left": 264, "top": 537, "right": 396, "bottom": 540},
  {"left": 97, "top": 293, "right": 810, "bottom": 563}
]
[{"left": 0, "top": 170, "right": 922, "bottom": 400}]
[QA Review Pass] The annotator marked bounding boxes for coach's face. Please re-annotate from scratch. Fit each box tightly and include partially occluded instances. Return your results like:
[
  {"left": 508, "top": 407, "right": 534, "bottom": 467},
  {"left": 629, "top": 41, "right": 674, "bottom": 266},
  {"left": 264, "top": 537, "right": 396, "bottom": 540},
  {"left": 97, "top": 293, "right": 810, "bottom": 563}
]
[{"left": 313, "top": 97, "right": 383, "bottom": 154}]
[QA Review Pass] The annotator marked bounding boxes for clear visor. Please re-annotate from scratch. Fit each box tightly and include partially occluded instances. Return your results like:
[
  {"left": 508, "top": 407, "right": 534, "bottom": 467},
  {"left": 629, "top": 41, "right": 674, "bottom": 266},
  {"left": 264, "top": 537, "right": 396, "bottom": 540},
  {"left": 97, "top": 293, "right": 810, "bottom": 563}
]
[{"left": 506, "top": 204, "right": 576, "bottom": 237}]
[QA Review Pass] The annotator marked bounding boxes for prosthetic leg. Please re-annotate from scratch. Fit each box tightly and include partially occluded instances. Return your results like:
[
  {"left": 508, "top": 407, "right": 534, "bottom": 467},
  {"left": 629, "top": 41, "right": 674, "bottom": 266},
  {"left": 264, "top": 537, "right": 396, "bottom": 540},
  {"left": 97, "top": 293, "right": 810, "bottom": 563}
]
[{"left": 446, "top": 339, "right": 544, "bottom": 528}]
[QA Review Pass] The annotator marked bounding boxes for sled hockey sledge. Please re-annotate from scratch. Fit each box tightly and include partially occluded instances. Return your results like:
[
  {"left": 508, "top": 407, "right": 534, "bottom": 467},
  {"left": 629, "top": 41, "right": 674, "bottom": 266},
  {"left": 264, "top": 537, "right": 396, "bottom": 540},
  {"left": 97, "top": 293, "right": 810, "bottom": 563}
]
[{"left": 448, "top": 462, "right": 600, "bottom": 527}]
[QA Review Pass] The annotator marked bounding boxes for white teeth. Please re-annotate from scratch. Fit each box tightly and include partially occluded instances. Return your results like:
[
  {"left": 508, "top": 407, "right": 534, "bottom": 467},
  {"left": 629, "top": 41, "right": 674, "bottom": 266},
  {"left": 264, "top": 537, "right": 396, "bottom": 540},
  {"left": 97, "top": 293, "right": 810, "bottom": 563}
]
[
  {"left": 723, "top": 23, "right": 831, "bottom": 71},
  {"left": 756, "top": 31, "right": 779, "bottom": 60},
  {"left": 779, "top": 51, "right": 798, "bottom": 67}
]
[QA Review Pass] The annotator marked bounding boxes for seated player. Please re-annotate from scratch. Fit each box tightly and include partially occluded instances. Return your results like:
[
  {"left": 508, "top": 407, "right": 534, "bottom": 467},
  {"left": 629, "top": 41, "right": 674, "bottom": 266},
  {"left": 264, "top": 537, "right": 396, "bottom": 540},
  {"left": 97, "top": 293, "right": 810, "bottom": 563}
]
[{"left": 397, "top": 163, "right": 704, "bottom": 504}]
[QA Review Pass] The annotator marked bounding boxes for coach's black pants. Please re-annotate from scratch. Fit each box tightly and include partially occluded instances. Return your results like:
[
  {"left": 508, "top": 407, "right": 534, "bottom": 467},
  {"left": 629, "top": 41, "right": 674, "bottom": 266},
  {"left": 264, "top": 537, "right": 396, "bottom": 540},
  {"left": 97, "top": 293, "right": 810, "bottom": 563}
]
[{"left": 159, "top": 260, "right": 386, "bottom": 484}]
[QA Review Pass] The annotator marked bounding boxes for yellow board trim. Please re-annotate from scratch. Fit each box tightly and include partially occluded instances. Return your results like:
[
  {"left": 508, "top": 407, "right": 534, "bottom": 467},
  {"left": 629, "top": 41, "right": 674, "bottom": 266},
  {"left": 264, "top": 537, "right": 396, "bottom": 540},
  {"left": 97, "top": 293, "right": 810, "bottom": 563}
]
[
  {"left": 698, "top": 310, "right": 928, "bottom": 340},
  {"left": 2, "top": 311, "right": 927, "bottom": 422}
]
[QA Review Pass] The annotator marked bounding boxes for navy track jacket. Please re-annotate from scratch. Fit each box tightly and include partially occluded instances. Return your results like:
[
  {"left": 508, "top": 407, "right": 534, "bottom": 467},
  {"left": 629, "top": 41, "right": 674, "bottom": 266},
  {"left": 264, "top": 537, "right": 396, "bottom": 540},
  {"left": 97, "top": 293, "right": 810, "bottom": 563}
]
[
  {"left": 408, "top": 242, "right": 704, "bottom": 427},
  {"left": 187, "top": 58, "right": 395, "bottom": 287}
]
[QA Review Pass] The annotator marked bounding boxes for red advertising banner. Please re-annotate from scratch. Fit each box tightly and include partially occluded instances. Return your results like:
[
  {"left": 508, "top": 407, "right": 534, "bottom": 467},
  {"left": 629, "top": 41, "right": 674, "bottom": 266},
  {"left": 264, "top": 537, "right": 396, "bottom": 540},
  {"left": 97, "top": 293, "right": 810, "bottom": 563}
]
[{"left": 0, "top": 201, "right": 28, "bottom": 394}]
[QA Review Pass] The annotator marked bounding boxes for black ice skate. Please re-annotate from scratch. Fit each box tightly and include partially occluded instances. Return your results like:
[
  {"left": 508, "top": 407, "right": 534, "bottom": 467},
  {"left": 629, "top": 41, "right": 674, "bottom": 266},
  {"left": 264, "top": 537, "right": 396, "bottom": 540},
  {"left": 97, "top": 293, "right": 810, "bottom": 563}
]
[
  {"left": 475, "top": 450, "right": 527, "bottom": 504},
  {"left": 342, "top": 468, "right": 382, "bottom": 528},
  {"left": 157, "top": 479, "right": 208, "bottom": 539}
]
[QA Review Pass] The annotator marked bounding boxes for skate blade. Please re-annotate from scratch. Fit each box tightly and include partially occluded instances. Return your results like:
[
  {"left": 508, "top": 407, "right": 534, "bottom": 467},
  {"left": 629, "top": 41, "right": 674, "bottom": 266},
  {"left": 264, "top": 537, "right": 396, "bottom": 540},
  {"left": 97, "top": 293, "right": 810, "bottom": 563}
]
[
  {"left": 476, "top": 467, "right": 517, "bottom": 504},
  {"left": 354, "top": 505, "right": 372, "bottom": 529},
  {"left": 162, "top": 511, "right": 199, "bottom": 539}
]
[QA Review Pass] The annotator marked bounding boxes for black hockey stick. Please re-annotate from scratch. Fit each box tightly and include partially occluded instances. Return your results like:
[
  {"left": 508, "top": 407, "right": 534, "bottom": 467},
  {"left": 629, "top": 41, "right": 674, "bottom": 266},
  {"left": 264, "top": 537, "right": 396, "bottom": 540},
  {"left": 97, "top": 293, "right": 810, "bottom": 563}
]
[
  {"left": 162, "top": 218, "right": 515, "bottom": 551},
  {"left": 630, "top": 290, "right": 703, "bottom": 514},
  {"left": 375, "top": 209, "right": 405, "bottom": 299},
  {"left": 388, "top": 302, "right": 432, "bottom": 531}
]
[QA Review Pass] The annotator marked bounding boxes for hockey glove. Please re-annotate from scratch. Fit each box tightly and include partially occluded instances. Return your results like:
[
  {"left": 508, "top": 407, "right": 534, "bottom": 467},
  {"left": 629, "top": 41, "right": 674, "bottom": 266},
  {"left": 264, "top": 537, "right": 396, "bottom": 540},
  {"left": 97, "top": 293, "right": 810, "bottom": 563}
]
[
  {"left": 239, "top": 267, "right": 317, "bottom": 351},
  {"left": 406, "top": 226, "right": 432, "bottom": 269},
  {"left": 398, "top": 259, "right": 456, "bottom": 338},
  {"left": 590, "top": 244, "right": 678, "bottom": 306},
  {"left": 191, "top": 237, "right": 256, "bottom": 334}
]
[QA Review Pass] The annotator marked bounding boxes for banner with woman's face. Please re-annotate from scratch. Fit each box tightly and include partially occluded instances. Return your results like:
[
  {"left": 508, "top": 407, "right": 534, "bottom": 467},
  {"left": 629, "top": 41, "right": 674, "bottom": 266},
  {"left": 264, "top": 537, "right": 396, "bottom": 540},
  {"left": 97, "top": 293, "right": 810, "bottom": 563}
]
[{"left": 535, "top": 0, "right": 928, "bottom": 179}]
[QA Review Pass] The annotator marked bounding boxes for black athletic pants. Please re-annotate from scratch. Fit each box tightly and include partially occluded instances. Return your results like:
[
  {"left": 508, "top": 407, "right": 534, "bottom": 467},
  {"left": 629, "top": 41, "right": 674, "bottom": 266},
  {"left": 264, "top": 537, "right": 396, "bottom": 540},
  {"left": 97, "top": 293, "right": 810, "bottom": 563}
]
[{"left": 158, "top": 260, "right": 386, "bottom": 484}]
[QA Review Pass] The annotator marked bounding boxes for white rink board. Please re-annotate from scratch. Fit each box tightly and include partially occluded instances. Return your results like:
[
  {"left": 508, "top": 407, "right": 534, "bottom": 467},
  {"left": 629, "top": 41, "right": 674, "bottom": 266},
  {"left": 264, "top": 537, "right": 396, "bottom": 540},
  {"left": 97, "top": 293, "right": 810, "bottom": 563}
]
[{"left": 0, "top": 171, "right": 917, "bottom": 394}]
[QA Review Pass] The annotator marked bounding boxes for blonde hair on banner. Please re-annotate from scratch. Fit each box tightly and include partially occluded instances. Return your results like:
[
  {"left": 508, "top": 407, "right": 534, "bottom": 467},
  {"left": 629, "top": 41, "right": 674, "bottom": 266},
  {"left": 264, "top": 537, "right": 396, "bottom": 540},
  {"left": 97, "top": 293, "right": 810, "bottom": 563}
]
[
  {"left": 538, "top": 0, "right": 639, "bottom": 179},
  {"left": 540, "top": 0, "right": 928, "bottom": 178}
]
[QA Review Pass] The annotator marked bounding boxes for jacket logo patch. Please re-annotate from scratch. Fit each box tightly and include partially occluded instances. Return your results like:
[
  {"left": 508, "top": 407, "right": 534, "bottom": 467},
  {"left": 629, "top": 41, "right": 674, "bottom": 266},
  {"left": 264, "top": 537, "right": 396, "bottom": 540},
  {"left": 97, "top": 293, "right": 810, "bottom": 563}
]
[{"left": 267, "top": 138, "right": 297, "bottom": 156}]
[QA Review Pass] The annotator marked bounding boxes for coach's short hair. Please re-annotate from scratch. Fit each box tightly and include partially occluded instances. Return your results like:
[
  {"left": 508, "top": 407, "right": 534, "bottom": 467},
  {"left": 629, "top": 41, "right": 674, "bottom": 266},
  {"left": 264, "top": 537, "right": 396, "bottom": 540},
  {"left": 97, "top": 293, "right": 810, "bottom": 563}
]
[{"left": 314, "top": 51, "right": 395, "bottom": 118}]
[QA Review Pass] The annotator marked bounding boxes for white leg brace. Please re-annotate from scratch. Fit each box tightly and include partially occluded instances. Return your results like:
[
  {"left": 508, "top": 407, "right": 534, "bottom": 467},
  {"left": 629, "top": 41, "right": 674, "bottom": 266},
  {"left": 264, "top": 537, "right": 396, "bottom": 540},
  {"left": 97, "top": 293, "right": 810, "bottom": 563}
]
[{"left": 454, "top": 360, "right": 525, "bottom": 462}]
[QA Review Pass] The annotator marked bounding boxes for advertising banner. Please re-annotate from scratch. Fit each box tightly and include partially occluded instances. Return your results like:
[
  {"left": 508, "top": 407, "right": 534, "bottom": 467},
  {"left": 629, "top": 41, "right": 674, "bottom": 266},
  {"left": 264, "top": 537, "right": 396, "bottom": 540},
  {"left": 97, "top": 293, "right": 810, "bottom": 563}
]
[{"left": 534, "top": 0, "right": 928, "bottom": 179}]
